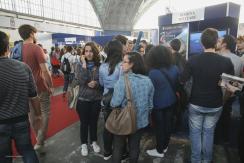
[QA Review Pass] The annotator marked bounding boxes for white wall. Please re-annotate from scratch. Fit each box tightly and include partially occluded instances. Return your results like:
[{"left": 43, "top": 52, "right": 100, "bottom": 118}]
[
  {"left": 0, "top": 28, "right": 52, "bottom": 51},
  {"left": 238, "top": 23, "right": 244, "bottom": 36},
  {"left": 36, "top": 33, "right": 52, "bottom": 52}
]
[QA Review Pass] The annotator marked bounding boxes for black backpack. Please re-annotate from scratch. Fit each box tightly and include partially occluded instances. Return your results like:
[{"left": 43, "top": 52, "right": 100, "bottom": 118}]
[{"left": 61, "top": 56, "right": 71, "bottom": 74}]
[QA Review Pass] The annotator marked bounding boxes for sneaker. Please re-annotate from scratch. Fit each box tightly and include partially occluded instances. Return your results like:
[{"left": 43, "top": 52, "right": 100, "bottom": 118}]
[
  {"left": 163, "top": 147, "right": 168, "bottom": 153},
  {"left": 81, "top": 144, "right": 88, "bottom": 156},
  {"left": 121, "top": 152, "right": 129, "bottom": 162},
  {"left": 146, "top": 149, "right": 164, "bottom": 158},
  {"left": 91, "top": 141, "right": 100, "bottom": 153},
  {"left": 34, "top": 144, "right": 44, "bottom": 151},
  {"left": 103, "top": 153, "right": 112, "bottom": 160}
]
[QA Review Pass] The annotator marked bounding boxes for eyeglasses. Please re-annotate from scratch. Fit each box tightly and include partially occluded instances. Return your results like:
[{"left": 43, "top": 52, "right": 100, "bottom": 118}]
[{"left": 122, "top": 61, "right": 130, "bottom": 64}]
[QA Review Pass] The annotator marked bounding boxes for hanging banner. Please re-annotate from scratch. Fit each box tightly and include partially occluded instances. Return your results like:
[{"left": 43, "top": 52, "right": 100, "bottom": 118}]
[{"left": 172, "top": 8, "right": 204, "bottom": 24}]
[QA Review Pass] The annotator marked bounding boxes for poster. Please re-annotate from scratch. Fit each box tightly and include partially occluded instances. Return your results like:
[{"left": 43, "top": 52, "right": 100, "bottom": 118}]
[{"left": 159, "top": 23, "right": 189, "bottom": 59}]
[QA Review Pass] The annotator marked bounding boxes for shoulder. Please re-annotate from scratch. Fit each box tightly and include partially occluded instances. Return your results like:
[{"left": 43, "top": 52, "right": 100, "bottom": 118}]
[
  {"left": 148, "top": 69, "right": 161, "bottom": 76},
  {"left": 8, "top": 59, "right": 31, "bottom": 73},
  {"left": 29, "top": 43, "right": 43, "bottom": 52}
]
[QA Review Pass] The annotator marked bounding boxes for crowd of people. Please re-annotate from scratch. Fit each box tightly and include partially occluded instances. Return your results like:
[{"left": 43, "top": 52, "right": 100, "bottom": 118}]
[{"left": 0, "top": 24, "right": 244, "bottom": 163}]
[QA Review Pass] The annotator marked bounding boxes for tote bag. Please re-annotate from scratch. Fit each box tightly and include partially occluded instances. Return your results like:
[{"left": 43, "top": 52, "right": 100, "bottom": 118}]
[{"left": 105, "top": 74, "right": 137, "bottom": 135}]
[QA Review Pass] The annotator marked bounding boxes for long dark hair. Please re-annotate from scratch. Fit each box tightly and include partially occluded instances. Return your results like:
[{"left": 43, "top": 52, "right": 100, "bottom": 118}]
[
  {"left": 105, "top": 40, "right": 123, "bottom": 75},
  {"left": 127, "top": 52, "right": 146, "bottom": 75},
  {"left": 82, "top": 42, "right": 101, "bottom": 67},
  {"left": 146, "top": 45, "right": 173, "bottom": 69}
]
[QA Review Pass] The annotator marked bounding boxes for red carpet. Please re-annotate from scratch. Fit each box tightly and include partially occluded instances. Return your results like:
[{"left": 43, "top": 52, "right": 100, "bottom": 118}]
[
  {"left": 13, "top": 94, "right": 79, "bottom": 155},
  {"left": 38, "top": 94, "right": 79, "bottom": 139},
  {"left": 52, "top": 76, "right": 64, "bottom": 88}
]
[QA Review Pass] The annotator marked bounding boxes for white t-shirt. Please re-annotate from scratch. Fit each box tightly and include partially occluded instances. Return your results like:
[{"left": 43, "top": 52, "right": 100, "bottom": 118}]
[{"left": 61, "top": 52, "right": 75, "bottom": 73}]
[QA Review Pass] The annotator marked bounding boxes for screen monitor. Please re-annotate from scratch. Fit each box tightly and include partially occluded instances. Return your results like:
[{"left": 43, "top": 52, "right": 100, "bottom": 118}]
[{"left": 189, "top": 30, "right": 227, "bottom": 55}]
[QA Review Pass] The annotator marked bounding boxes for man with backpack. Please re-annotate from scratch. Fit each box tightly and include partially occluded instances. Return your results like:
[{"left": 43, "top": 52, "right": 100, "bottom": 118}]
[
  {"left": 17, "top": 24, "right": 53, "bottom": 152},
  {"left": 61, "top": 46, "right": 75, "bottom": 97}
]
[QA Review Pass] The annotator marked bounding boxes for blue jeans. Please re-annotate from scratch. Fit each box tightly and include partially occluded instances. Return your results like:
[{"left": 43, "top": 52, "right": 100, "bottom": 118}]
[
  {"left": 189, "top": 104, "right": 222, "bottom": 163},
  {"left": 0, "top": 120, "right": 39, "bottom": 163}
]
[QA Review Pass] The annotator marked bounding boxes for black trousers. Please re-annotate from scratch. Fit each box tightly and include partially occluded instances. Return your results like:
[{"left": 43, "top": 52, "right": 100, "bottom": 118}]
[
  {"left": 152, "top": 104, "right": 174, "bottom": 153},
  {"left": 215, "top": 97, "right": 235, "bottom": 144},
  {"left": 76, "top": 100, "right": 101, "bottom": 144},
  {"left": 103, "top": 109, "right": 113, "bottom": 155},
  {"left": 112, "top": 129, "right": 144, "bottom": 163},
  {"left": 239, "top": 94, "right": 244, "bottom": 163}
]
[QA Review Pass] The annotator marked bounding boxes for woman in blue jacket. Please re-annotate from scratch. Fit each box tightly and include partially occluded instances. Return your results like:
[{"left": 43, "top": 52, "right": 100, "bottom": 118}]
[
  {"left": 99, "top": 40, "right": 123, "bottom": 160},
  {"left": 146, "top": 45, "right": 179, "bottom": 158},
  {"left": 110, "top": 52, "right": 154, "bottom": 163}
]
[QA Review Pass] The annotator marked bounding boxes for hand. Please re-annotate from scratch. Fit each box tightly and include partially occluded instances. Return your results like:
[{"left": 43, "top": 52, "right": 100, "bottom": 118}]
[
  {"left": 48, "top": 87, "right": 54, "bottom": 95},
  {"left": 33, "top": 116, "right": 42, "bottom": 132},
  {"left": 225, "top": 82, "right": 239, "bottom": 93},
  {"left": 88, "top": 80, "right": 97, "bottom": 88}
]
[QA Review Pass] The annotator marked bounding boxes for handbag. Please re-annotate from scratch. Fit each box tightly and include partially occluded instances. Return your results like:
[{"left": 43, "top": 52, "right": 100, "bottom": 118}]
[
  {"left": 68, "top": 85, "right": 80, "bottom": 109},
  {"left": 105, "top": 74, "right": 137, "bottom": 135},
  {"left": 102, "top": 88, "right": 114, "bottom": 109}
]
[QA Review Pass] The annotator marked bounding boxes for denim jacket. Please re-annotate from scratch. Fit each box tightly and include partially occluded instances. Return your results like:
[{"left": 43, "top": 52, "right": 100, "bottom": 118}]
[
  {"left": 99, "top": 62, "right": 122, "bottom": 95},
  {"left": 110, "top": 72, "right": 154, "bottom": 129}
]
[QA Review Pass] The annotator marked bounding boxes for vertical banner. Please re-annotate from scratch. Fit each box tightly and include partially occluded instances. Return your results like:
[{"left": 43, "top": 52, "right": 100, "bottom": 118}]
[{"left": 159, "top": 23, "right": 189, "bottom": 59}]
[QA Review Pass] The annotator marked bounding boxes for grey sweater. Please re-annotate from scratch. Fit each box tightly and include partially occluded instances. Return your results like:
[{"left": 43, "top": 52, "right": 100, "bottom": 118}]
[{"left": 73, "top": 63, "right": 102, "bottom": 101}]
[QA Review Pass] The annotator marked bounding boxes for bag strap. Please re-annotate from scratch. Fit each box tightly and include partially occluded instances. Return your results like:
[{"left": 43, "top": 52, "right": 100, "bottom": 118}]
[{"left": 159, "top": 69, "right": 177, "bottom": 96}]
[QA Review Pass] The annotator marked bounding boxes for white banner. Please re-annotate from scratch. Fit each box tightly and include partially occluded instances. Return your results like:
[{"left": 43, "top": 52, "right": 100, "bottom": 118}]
[
  {"left": 172, "top": 8, "right": 205, "bottom": 24},
  {"left": 65, "top": 37, "right": 76, "bottom": 42}
]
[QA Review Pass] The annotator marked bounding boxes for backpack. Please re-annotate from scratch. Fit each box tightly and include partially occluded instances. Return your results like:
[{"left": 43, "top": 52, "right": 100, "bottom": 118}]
[
  {"left": 61, "top": 55, "right": 71, "bottom": 74},
  {"left": 10, "top": 42, "right": 23, "bottom": 61}
]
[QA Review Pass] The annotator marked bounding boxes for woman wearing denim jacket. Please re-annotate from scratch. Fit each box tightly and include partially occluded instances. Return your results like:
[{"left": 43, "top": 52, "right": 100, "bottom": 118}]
[
  {"left": 75, "top": 42, "right": 102, "bottom": 156},
  {"left": 110, "top": 52, "right": 154, "bottom": 163},
  {"left": 146, "top": 45, "right": 179, "bottom": 158},
  {"left": 99, "top": 40, "right": 123, "bottom": 160}
]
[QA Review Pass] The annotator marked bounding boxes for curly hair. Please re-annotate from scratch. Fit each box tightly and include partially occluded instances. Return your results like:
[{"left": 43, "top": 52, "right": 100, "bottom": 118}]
[
  {"left": 82, "top": 42, "right": 101, "bottom": 67},
  {"left": 237, "top": 35, "right": 244, "bottom": 42},
  {"left": 146, "top": 45, "right": 173, "bottom": 69}
]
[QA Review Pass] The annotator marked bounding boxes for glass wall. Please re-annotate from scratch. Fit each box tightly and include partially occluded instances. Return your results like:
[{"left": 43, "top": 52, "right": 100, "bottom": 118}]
[{"left": 0, "top": 0, "right": 101, "bottom": 28}]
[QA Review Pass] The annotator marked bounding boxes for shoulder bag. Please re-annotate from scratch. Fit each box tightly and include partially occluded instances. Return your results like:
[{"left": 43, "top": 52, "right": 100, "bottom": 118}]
[{"left": 105, "top": 74, "right": 137, "bottom": 135}]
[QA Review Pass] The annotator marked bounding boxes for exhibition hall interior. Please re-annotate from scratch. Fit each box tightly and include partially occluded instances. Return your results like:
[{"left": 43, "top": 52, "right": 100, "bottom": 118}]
[{"left": 0, "top": 0, "right": 244, "bottom": 163}]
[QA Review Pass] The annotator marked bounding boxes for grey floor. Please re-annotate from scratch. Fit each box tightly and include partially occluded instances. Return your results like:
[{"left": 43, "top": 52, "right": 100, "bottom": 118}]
[
  {"left": 13, "top": 86, "right": 240, "bottom": 163},
  {"left": 14, "top": 114, "right": 240, "bottom": 163}
]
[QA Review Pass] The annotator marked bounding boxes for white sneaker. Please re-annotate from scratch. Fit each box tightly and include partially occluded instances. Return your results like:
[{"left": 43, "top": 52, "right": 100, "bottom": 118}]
[
  {"left": 34, "top": 144, "right": 44, "bottom": 152},
  {"left": 163, "top": 147, "right": 168, "bottom": 153},
  {"left": 91, "top": 141, "right": 100, "bottom": 153},
  {"left": 81, "top": 144, "right": 88, "bottom": 156},
  {"left": 146, "top": 149, "right": 164, "bottom": 158},
  {"left": 103, "top": 154, "right": 112, "bottom": 160}
]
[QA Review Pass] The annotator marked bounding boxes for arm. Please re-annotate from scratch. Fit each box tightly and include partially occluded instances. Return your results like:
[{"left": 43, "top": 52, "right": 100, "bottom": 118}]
[
  {"left": 148, "top": 80, "right": 154, "bottom": 110},
  {"left": 36, "top": 46, "right": 53, "bottom": 92},
  {"left": 180, "top": 60, "right": 192, "bottom": 83},
  {"left": 110, "top": 78, "right": 125, "bottom": 107},
  {"left": 27, "top": 66, "right": 42, "bottom": 131},
  {"left": 40, "top": 63, "right": 53, "bottom": 88}
]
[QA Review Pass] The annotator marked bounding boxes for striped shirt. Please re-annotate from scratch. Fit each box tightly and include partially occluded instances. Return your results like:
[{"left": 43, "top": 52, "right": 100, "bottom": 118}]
[{"left": 0, "top": 57, "right": 37, "bottom": 121}]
